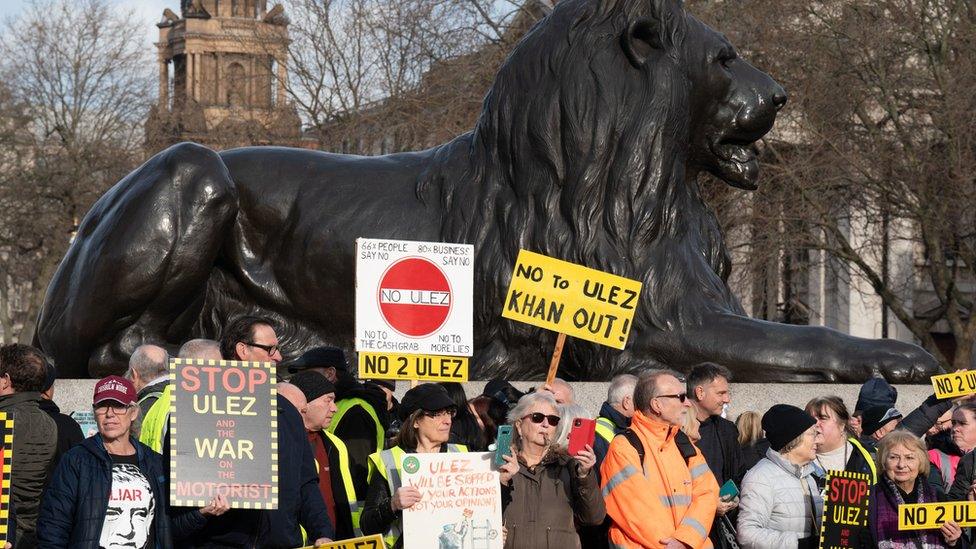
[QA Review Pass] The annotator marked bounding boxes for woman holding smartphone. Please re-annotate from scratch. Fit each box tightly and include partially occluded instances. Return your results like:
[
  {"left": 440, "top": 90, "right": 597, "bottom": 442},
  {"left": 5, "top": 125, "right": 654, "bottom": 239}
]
[{"left": 498, "top": 392, "right": 605, "bottom": 549}]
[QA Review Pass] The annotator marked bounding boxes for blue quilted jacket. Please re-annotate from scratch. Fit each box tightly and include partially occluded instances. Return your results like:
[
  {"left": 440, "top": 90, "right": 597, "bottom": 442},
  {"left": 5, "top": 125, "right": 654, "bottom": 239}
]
[{"left": 37, "top": 434, "right": 172, "bottom": 548}]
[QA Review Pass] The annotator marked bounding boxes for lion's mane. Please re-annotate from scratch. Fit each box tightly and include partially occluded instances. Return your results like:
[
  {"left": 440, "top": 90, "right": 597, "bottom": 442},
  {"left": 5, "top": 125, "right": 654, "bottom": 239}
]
[{"left": 423, "top": 0, "right": 744, "bottom": 378}]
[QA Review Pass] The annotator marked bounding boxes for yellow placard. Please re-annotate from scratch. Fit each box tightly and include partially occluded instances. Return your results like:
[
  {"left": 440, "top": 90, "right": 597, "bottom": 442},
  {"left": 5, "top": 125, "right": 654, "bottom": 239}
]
[
  {"left": 501, "top": 249, "right": 643, "bottom": 349},
  {"left": 358, "top": 352, "right": 469, "bottom": 382},
  {"left": 299, "top": 534, "right": 384, "bottom": 549},
  {"left": 898, "top": 502, "right": 976, "bottom": 530},
  {"left": 931, "top": 370, "right": 976, "bottom": 399}
]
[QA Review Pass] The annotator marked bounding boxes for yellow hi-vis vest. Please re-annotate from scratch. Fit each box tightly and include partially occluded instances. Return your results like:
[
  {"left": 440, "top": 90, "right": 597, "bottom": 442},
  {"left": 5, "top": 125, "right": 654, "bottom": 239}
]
[
  {"left": 329, "top": 397, "right": 384, "bottom": 453},
  {"left": 366, "top": 444, "right": 468, "bottom": 548},
  {"left": 848, "top": 436, "right": 878, "bottom": 483},
  {"left": 139, "top": 383, "right": 173, "bottom": 453},
  {"left": 595, "top": 416, "right": 616, "bottom": 444},
  {"left": 323, "top": 430, "right": 363, "bottom": 536}
]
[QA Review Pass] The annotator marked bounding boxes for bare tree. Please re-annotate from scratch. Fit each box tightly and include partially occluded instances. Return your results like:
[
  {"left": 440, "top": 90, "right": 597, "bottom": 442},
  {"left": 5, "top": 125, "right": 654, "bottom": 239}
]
[
  {"left": 0, "top": 0, "right": 152, "bottom": 343},
  {"left": 690, "top": 0, "right": 976, "bottom": 369}
]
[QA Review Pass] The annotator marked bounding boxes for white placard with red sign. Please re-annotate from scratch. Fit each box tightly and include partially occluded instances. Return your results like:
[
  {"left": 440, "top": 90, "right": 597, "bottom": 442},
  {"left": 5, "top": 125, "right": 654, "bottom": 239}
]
[{"left": 356, "top": 238, "right": 473, "bottom": 357}]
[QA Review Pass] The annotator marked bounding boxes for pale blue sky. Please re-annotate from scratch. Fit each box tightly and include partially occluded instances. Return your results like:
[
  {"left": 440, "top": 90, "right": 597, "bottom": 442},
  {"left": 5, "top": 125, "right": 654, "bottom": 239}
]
[{"left": 1, "top": 0, "right": 175, "bottom": 46}]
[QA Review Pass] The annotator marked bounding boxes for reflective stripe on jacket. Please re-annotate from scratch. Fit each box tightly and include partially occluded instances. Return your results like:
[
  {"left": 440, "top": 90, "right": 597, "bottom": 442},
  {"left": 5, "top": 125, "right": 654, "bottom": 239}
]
[
  {"left": 600, "top": 410, "right": 718, "bottom": 549},
  {"left": 367, "top": 443, "right": 467, "bottom": 548},
  {"left": 331, "top": 397, "right": 384, "bottom": 452},
  {"left": 595, "top": 417, "right": 616, "bottom": 445},
  {"left": 139, "top": 383, "right": 173, "bottom": 453},
  {"left": 324, "top": 430, "right": 363, "bottom": 536}
]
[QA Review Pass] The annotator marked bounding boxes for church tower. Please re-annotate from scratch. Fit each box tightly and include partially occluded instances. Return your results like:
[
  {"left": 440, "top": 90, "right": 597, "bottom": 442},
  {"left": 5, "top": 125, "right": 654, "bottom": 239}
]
[{"left": 146, "top": 1, "right": 301, "bottom": 152}]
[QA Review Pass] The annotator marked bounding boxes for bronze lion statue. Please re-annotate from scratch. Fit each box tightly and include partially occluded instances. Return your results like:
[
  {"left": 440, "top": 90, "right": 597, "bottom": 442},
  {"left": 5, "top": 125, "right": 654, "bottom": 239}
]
[{"left": 36, "top": 0, "right": 940, "bottom": 382}]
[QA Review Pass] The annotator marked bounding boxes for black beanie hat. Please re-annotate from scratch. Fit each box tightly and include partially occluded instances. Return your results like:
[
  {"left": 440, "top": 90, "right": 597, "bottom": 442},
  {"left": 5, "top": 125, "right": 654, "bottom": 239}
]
[
  {"left": 289, "top": 370, "right": 336, "bottom": 402},
  {"left": 762, "top": 404, "right": 817, "bottom": 452}
]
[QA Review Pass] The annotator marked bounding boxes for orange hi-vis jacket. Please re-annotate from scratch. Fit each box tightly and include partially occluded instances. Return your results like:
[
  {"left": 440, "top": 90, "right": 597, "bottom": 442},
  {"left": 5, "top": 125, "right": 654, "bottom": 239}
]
[{"left": 600, "top": 410, "right": 719, "bottom": 549}]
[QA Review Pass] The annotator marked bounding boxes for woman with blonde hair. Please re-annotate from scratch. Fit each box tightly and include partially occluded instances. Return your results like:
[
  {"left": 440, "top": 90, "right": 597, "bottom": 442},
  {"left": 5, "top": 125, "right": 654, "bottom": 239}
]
[
  {"left": 736, "top": 411, "right": 768, "bottom": 471},
  {"left": 869, "top": 430, "right": 963, "bottom": 548}
]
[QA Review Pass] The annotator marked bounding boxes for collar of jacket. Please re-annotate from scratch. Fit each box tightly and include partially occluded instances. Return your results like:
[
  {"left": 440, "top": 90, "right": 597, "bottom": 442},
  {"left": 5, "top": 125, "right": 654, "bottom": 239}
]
[
  {"left": 0, "top": 391, "right": 43, "bottom": 408},
  {"left": 599, "top": 401, "right": 631, "bottom": 430},
  {"left": 764, "top": 446, "right": 815, "bottom": 479},
  {"left": 82, "top": 433, "right": 146, "bottom": 465},
  {"left": 631, "top": 410, "right": 679, "bottom": 447}
]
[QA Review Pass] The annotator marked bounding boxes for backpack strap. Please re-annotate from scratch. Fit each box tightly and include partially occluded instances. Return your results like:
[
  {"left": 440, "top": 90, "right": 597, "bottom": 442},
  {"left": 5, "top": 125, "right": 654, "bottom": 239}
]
[
  {"left": 619, "top": 427, "right": 695, "bottom": 472},
  {"left": 674, "top": 430, "right": 698, "bottom": 464},
  {"left": 621, "top": 428, "right": 645, "bottom": 472}
]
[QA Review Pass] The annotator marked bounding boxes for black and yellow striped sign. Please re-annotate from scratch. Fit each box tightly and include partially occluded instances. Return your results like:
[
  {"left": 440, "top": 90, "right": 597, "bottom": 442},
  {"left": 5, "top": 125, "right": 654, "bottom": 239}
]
[
  {"left": 0, "top": 413, "right": 12, "bottom": 545},
  {"left": 170, "top": 358, "right": 278, "bottom": 510},
  {"left": 819, "top": 470, "right": 870, "bottom": 549}
]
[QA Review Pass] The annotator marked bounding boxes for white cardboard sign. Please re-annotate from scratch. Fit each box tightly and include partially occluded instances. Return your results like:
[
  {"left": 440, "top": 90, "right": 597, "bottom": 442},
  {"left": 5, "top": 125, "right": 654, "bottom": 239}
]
[
  {"left": 355, "top": 238, "right": 473, "bottom": 357},
  {"left": 401, "top": 452, "right": 503, "bottom": 549}
]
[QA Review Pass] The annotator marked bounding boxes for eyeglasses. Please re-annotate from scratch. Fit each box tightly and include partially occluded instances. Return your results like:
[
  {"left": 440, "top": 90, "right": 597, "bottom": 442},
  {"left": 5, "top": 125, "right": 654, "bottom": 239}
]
[
  {"left": 656, "top": 393, "right": 688, "bottom": 403},
  {"left": 94, "top": 403, "right": 132, "bottom": 415},
  {"left": 522, "top": 412, "right": 560, "bottom": 427},
  {"left": 247, "top": 342, "right": 280, "bottom": 355},
  {"left": 423, "top": 407, "right": 457, "bottom": 418}
]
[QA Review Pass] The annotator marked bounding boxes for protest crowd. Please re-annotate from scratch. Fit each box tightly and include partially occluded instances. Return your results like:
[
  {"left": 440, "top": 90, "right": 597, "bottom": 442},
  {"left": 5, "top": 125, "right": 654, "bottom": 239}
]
[{"left": 1, "top": 314, "right": 974, "bottom": 548}]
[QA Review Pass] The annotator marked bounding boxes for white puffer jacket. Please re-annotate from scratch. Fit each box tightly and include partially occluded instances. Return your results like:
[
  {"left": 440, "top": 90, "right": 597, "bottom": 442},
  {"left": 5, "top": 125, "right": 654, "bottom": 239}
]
[{"left": 737, "top": 448, "right": 824, "bottom": 549}]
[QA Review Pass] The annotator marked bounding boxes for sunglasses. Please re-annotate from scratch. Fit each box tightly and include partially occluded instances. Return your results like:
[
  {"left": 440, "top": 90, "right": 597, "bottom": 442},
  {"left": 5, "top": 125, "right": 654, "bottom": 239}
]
[
  {"left": 656, "top": 393, "right": 688, "bottom": 403},
  {"left": 523, "top": 412, "right": 560, "bottom": 427}
]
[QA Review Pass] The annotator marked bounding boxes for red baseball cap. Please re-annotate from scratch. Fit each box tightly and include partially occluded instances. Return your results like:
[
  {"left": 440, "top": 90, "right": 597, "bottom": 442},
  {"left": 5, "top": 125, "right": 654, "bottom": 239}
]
[{"left": 93, "top": 375, "right": 137, "bottom": 406}]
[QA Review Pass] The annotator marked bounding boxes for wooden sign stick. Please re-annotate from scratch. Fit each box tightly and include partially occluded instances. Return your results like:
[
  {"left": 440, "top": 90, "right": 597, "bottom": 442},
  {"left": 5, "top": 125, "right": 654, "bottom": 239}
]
[
  {"left": 410, "top": 379, "right": 419, "bottom": 388},
  {"left": 546, "top": 333, "right": 567, "bottom": 386}
]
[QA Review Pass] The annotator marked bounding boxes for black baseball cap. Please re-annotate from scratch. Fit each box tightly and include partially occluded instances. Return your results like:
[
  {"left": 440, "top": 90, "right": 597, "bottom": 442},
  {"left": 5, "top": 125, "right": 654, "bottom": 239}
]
[
  {"left": 286, "top": 346, "right": 348, "bottom": 374},
  {"left": 398, "top": 383, "right": 455, "bottom": 421}
]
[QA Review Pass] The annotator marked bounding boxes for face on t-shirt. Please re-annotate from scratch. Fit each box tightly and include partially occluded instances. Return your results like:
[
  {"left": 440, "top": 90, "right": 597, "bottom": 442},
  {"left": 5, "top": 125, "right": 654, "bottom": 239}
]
[{"left": 100, "top": 458, "right": 155, "bottom": 549}]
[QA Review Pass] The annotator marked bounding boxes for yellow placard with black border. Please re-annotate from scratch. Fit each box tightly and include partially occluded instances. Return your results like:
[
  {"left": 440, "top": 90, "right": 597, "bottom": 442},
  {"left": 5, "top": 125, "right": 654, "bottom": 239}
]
[
  {"left": 501, "top": 249, "right": 642, "bottom": 349},
  {"left": 898, "top": 501, "right": 976, "bottom": 530},
  {"left": 298, "top": 533, "right": 384, "bottom": 549},
  {"left": 931, "top": 370, "right": 976, "bottom": 399},
  {"left": 358, "top": 352, "right": 468, "bottom": 382},
  {"left": 0, "top": 412, "right": 12, "bottom": 545}
]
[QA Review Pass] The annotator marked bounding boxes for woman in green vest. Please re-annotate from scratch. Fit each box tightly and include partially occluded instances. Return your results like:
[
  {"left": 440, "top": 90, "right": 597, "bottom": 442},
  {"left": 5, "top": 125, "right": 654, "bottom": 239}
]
[{"left": 360, "top": 383, "right": 467, "bottom": 548}]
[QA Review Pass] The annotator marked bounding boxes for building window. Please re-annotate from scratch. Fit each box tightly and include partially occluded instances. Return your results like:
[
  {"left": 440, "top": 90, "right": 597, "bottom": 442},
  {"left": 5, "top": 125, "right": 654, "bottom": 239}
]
[{"left": 227, "top": 62, "right": 246, "bottom": 106}]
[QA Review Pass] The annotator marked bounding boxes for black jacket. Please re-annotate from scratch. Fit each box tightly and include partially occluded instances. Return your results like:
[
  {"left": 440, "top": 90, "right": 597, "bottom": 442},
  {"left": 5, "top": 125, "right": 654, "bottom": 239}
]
[
  {"left": 38, "top": 434, "right": 172, "bottom": 548},
  {"left": 0, "top": 391, "right": 57, "bottom": 539},
  {"left": 696, "top": 413, "right": 746, "bottom": 486},
  {"left": 174, "top": 395, "right": 334, "bottom": 547},
  {"left": 741, "top": 438, "right": 770, "bottom": 472},
  {"left": 334, "top": 371, "right": 391, "bottom": 497},
  {"left": 37, "top": 398, "right": 84, "bottom": 470}
]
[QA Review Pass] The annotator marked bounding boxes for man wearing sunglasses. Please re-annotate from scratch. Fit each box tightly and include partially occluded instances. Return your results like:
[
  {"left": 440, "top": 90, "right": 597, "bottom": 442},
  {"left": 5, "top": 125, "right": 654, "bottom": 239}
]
[{"left": 601, "top": 369, "right": 719, "bottom": 549}]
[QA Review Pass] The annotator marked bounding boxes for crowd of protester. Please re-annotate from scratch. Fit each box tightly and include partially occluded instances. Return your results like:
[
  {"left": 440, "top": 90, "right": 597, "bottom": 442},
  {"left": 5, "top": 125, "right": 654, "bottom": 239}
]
[{"left": 1, "top": 316, "right": 975, "bottom": 547}]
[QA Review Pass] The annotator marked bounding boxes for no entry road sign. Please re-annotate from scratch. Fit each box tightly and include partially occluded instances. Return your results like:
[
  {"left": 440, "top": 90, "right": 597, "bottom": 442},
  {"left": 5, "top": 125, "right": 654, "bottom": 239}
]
[{"left": 356, "top": 238, "right": 473, "bottom": 357}]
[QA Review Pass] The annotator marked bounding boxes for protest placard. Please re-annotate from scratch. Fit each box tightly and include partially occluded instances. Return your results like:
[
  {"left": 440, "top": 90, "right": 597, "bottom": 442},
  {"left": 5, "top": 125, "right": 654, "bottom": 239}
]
[
  {"left": 69, "top": 410, "right": 98, "bottom": 437},
  {"left": 0, "top": 413, "right": 11, "bottom": 545},
  {"left": 899, "top": 501, "right": 976, "bottom": 530},
  {"left": 358, "top": 352, "right": 469, "bottom": 382},
  {"left": 931, "top": 370, "right": 976, "bottom": 399},
  {"left": 169, "top": 358, "right": 278, "bottom": 509},
  {"left": 819, "top": 470, "right": 870, "bottom": 549},
  {"left": 355, "top": 238, "right": 473, "bottom": 357},
  {"left": 502, "top": 249, "right": 643, "bottom": 350},
  {"left": 401, "top": 452, "right": 503, "bottom": 549},
  {"left": 298, "top": 534, "right": 384, "bottom": 549}
]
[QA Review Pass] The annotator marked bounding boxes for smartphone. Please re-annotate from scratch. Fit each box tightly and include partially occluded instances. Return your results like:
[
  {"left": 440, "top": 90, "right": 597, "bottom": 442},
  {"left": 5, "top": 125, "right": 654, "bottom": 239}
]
[
  {"left": 719, "top": 479, "right": 739, "bottom": 501},
  {"left": 568, "top": 418, "right": 596, "bottom": 456},
  {"left": 494, "top": 425, "right": 514, "bottom": 466}
]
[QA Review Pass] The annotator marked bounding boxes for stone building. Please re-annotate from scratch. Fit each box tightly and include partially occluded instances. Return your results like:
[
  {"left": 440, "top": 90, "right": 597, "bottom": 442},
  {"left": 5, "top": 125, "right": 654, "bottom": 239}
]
[{"left": 145, "top": 0, "right": 302, "bottom": 152}]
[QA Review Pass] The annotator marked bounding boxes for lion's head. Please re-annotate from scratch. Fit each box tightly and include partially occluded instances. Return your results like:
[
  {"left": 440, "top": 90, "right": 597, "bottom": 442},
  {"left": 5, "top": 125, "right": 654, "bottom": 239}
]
[{"left": 440, "top": 0, "right": 786, "bottom": 377}]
